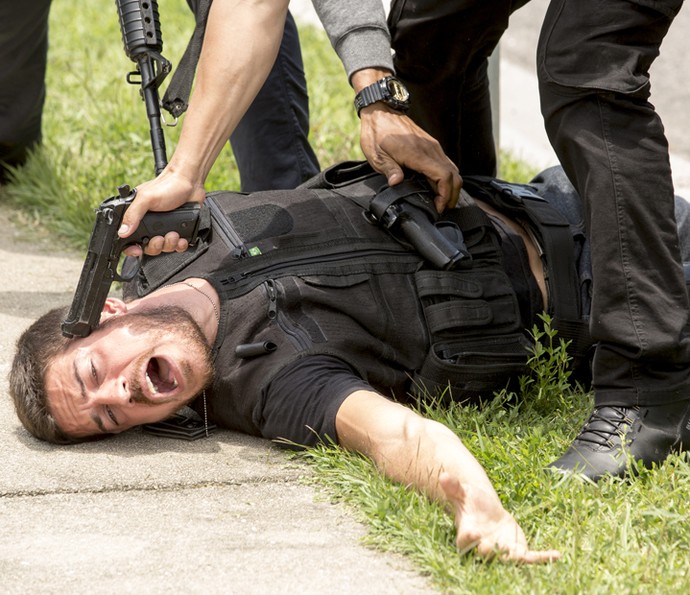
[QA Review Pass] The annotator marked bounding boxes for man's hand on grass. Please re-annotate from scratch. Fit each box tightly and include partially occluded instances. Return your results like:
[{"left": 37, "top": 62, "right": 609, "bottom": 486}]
[{"left": 440, "top": 472, "right": 561, "bottom": 564}]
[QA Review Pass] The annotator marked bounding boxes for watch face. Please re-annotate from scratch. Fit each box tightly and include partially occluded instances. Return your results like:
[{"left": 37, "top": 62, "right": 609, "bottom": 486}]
[{"left": 386, "top": 78, "right": 410, "bottom": 102}]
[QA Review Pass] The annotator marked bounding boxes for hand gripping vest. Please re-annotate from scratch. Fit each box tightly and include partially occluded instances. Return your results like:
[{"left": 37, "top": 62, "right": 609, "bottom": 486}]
[{"left": 124, "top": 162, "right": 589, "bottom": 420}]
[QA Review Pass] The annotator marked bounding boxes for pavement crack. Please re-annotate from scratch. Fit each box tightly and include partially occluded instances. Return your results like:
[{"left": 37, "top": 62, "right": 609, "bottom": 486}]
[{"left": 0, "top": 476, "right": 301, "bottom": 499}]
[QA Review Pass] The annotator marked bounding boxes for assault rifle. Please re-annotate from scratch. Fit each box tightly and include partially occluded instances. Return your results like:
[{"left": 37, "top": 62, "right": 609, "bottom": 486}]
[
  {"left": 61, "top": 1, "right": 203, "bottom": 338},
  {"left": 115, "top": 0, "right": 171, "bottom": 174}
]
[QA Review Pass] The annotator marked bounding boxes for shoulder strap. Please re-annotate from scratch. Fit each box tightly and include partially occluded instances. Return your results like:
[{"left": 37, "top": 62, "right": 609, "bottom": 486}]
[{"left": 161, "top": 0, "right": 212, "bottom": 118}]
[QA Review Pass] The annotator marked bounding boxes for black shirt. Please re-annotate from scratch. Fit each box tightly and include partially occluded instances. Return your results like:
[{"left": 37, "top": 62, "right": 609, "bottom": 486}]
[{"left": 261, "top": 354, "right": 372, "bottom": 448}]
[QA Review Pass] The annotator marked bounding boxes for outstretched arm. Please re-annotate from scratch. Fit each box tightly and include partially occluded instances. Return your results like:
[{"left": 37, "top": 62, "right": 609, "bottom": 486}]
[{"left": 335, "top": 389, "right": 561, "bottom": 563}]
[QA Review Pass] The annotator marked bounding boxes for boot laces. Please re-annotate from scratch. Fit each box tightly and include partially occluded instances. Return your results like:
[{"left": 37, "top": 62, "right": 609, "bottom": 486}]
[{"left": 574, "top": 406, "right": 638, "bottom": 447}]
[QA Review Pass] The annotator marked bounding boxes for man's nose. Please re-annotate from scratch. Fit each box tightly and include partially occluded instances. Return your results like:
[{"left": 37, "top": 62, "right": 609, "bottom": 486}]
[{"left": 90, "top": 375, "right": 134, "bottom": 407}]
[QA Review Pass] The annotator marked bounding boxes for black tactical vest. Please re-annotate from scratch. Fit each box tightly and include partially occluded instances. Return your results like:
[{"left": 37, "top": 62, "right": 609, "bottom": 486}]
[{"left": 125, "top": 162, "right": 587, "bottom": 432}]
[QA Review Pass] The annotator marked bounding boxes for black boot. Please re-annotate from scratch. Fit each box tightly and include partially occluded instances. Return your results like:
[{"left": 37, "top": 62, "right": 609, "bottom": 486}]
[{"left": 549, "top": 402, "right": 690, "bottom": 481}]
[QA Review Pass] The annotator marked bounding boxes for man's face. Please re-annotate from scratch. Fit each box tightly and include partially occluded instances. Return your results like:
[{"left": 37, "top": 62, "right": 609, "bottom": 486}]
[{"left": 45, "top": 306, "right": 214, "bottom": 439}]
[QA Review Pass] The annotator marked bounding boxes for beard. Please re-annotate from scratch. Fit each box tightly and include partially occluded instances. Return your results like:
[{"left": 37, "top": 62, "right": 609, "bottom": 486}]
[{"left": 100, "top": 305, "right": 215, "bottom": 406}]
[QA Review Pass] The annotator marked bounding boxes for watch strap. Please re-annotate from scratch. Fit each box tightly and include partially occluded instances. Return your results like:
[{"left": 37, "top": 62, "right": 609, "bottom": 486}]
[{"left": 354, "top": 83, "right": 385, "bottom": 114}]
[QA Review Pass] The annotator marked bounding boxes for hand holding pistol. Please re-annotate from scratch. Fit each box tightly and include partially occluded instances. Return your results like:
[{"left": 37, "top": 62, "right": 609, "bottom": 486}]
[{"left": 61, "top": 185, "right": 202, "bottom": 338}]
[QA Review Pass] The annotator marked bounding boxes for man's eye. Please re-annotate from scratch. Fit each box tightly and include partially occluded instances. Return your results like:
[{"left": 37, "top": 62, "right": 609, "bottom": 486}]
[
  {"left": 105, "top": 406, "right": 117, "bottom": 426},
  {"left": 90, "top": 361, "right": 98, "bottom": 382}
]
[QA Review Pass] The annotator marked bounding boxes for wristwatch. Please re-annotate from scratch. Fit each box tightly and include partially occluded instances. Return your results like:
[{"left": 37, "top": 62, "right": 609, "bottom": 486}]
[{"left": 354, "top": 76, "right": 410, "bottom": 117}]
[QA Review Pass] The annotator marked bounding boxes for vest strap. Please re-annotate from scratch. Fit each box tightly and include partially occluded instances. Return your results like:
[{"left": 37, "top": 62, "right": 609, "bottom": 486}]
[{"left": 462, "top": 176, "right": 591, "bottom": 359}]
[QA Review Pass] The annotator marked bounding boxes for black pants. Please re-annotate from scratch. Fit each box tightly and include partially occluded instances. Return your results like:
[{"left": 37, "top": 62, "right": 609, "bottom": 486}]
[
  {"left": 227, "top": 11, "right": 319, "bottom": 192},
  {"left": 0, "top": 0, "right": 51, "bottom": 172},
  {"left": 538, "top": 0, "right": 690, "bottom": 406},
  {"left": 388, "top": 0, "right": 531, "bottom": 176}
]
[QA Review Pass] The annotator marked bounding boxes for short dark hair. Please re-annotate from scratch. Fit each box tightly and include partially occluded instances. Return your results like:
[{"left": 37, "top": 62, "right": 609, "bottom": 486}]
[{"left": 8, "top": 306, "right": 79, "bottom": 444}]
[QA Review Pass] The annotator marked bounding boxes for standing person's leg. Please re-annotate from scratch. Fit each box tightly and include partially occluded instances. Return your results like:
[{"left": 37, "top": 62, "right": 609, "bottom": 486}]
[
  {"left": 0, "top": 0, "right": 52, "bottom": 181},
  {"left": 538, "top": 0, "right": 690, "bottom": 479},
  {"left": 388, "top": 0, "right": 531, "bottom": 175},
  {"left": 229, "top": 11, "right": 319, "bottom": 192}
]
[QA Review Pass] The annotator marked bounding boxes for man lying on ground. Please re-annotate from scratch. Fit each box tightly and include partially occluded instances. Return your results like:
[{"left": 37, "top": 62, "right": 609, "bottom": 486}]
[{"left": 10, "top": 164, "right": 690, "bottom": 562}]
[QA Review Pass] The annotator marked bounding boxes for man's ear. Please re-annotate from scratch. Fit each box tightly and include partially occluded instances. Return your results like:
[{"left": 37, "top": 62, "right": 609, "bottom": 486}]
[{"left": 100, "top": 297, "right": 128, "bottom": 323}]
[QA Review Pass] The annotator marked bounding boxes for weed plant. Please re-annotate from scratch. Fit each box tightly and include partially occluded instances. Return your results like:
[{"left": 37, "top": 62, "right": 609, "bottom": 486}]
[{"left": 3, "top": 1, "right": 690, "bottom": 593}]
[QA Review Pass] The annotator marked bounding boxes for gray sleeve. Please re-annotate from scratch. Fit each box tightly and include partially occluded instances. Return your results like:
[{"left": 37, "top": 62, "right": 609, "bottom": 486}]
[
  {"left": 675, "top": 195, "right": 690, "bottom": 263},
  {"left": 311, "top": 0, "right": 394, "bottom": 81}
]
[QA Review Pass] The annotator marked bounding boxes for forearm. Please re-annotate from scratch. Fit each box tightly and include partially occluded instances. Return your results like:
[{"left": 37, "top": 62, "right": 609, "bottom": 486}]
[
  {"left": 350, "top": 67, "right": 394, "bottom": 94},
  {"left": 313, "top": 0, "right": 459, "bottom": 208},
  {"left": 167, "top": 0, "right": 290, "bottom": 186},
  {"left": 336, "top": 390, "right": 499, "bottom": 506},
  {"left": 335, "top": 390, "right": 560, "bottom": 562}
]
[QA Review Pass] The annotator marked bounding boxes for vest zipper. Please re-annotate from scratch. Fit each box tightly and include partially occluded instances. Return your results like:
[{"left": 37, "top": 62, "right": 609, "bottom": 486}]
[
  {"left": 265, "top": 279, "right": 278, "bottom": 320},
  {"left": 223, "top": 246, "right": 411, "bottom": 284},
  {"left": 263, "top": 279, "right": 311, "bottom": 350}
]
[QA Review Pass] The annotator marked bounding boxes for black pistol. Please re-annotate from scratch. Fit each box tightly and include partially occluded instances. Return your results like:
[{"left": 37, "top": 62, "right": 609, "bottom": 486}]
[
  {"left": 61, "top": 185, "right": 202, "bottom": 338},
  {"left": 369, "top": 181, "right": 470, "bottom": 270}
]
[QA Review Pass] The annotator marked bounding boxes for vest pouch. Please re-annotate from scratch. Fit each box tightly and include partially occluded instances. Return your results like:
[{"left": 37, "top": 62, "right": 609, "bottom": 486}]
[
  {"left": 413, "top": 261, "right": 528, "bottom": 403},
  {"left": 463, "top": 174, "right": 592, "bottom": 364},
  {"left": 412, "top": 333, "right": 531, "bottom": 404},
  {"left": 416, "top": 269, "right": 523, "bottom": 337}
]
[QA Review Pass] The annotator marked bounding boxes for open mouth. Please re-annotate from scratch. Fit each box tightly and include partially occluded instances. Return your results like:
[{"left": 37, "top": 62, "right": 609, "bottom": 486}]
[{"left": 145, "top": 357, "right": 179, "bottom": 395}]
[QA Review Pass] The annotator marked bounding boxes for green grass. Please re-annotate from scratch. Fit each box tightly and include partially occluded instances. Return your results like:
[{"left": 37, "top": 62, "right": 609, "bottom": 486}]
[
  {"left": 4, "top": 1, "right": 690, "bottom": 592},
  {"left": 299, "top": 323, "right": 690, "bottom": 593}
]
